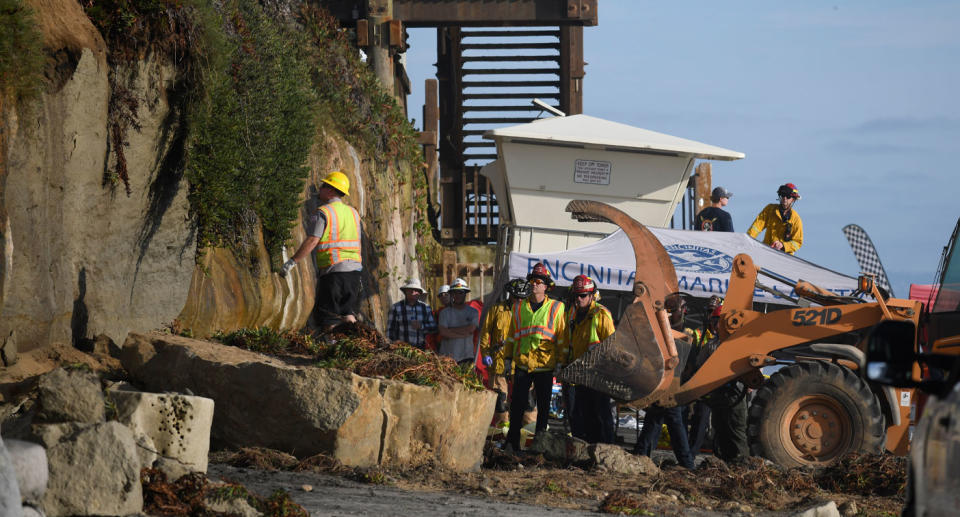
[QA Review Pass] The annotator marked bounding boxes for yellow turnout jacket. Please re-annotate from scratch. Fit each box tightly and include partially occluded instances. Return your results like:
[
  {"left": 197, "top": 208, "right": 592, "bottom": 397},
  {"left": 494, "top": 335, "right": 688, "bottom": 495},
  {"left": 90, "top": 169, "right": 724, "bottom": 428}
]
[
  {"left": 478, "top": 301, "right": 513, "bottom": 375},
  {"left": 565, "top": 302, "right": 615, "bottom": 364},
  {"left": 747, "top": 204, "right": 803, "bottom": 254}
]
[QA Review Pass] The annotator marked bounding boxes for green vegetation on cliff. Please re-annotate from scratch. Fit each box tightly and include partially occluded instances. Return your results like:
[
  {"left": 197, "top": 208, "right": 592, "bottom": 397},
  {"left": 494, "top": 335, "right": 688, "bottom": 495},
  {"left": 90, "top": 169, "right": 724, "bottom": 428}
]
[
  {"left": 185, "top": 0, "right": 318, "bottom": 268},
  {"left": 82, "top": 0, "right": 429, "bottom": 271},
  {"left": 299, "top": 6, "right": 421, "bottom": 167},
  {"left": 0, "top": 0, "right": 44, "bottom": 105}
]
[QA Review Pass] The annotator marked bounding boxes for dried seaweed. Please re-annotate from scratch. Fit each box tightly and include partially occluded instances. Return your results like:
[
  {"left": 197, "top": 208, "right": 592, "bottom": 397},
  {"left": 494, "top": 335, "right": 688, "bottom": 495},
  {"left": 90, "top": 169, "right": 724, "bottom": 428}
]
[
  {"left": 209, "top": 447, "right": 299, "bottom": 471},
  {"left": 141, "top": 466, "right": 308, "bottom": 517},
  {"left": 815, "top": 453, "right": 907, "bottom": 497},
  {"left": 600, "top": 489, "right": 650, "bottom": 515}
]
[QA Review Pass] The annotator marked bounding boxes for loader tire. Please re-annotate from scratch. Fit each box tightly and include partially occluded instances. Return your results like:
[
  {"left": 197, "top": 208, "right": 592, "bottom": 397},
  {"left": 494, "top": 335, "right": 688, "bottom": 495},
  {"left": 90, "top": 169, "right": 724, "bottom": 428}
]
[{"left": 747, "top": 361, "right": 885, "bottom": 467}]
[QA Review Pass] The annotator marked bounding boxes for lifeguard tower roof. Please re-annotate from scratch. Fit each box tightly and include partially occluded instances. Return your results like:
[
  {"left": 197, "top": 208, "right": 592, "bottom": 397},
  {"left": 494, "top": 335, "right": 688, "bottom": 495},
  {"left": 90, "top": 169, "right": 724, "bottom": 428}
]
[
  {"left": 479, "top": 114, "right": 744, "bottom": 251},
  {"left": 484, "top": 114, "right": 744, "bottom": 161}
]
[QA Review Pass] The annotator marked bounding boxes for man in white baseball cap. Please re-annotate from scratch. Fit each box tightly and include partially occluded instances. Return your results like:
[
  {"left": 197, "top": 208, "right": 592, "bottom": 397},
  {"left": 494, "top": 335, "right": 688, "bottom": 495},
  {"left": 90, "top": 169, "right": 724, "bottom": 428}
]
[{"left": 386, "top": 278, "right": 437, "bottom": 349}]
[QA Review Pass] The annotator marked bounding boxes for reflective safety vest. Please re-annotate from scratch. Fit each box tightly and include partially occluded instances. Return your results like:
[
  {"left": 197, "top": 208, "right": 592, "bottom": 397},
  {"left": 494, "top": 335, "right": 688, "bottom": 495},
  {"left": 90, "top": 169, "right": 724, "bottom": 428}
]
[
  {"left": 566, "top": 303, "right": 614, "bottom": 363},
  {"left": 507, "top": 298, "right": 565, "bottom": 372},
  {"left": 314, "top": 201, "right": 362, "bottom": 269}
]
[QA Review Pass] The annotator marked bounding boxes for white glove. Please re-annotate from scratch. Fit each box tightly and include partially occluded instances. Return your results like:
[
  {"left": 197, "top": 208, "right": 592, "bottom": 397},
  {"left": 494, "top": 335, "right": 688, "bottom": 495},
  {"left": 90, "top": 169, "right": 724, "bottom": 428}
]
[{"left": 280, "top": 259, "right": 296, "bottom": 277}]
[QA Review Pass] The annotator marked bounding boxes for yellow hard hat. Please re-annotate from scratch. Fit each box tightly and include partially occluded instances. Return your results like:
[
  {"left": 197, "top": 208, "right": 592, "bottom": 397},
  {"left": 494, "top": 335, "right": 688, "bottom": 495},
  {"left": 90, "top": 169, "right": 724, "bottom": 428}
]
[{"left": 321, "top": 171, "right": 350, "bottom": 196}]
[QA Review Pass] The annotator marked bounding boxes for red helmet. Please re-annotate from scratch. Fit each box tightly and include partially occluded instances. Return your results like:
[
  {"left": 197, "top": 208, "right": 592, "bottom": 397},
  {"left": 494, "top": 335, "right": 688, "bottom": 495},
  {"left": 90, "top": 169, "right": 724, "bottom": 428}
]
[
  {"left": 527, "top": 262, "right": 551, "bottom": 281},
  {"left": 527, "top": 262, "right": 554, "bottom": 289},
  {"left": 777, "top": 183, "right": 801, "bottom": 200},
  {"left": 571, "top": 275, "right": 597, "bottom": 294}
]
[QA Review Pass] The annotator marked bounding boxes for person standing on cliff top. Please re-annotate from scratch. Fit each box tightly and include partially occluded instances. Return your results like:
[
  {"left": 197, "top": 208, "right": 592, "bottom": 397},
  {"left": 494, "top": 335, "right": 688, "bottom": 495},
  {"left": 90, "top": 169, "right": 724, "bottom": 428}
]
[{"left": 281, "top": 171, "right": 363, "bottom": 329}]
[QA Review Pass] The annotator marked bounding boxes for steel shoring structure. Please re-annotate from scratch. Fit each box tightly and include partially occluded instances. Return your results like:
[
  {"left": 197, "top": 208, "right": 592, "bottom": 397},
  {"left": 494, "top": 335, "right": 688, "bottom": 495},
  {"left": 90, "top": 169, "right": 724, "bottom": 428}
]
[{"left": 325, "top": 1, "right": 596, "bottom": 245}]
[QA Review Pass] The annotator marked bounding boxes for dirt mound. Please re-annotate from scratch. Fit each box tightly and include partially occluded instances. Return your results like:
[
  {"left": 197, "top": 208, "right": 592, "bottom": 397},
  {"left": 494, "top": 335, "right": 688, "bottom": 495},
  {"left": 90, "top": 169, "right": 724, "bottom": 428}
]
[{"left": 0, "top": 343, "right": 121, "bottom": 403}]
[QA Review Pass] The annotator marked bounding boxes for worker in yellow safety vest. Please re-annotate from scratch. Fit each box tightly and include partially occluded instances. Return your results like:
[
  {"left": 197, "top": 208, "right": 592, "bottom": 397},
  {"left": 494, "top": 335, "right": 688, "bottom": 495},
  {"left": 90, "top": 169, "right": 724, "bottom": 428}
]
[
  {"left": 747, "top": 182, "right": 804, "bottom": 254},
  {"left": 281, "top": 171, "right": 363, "bottom": 329},
  {"left": 503, "top": 263, "right": 566, "bottom": 452},
  {"left": 564, "top": 274, "right": 616, "bottom": 444}
]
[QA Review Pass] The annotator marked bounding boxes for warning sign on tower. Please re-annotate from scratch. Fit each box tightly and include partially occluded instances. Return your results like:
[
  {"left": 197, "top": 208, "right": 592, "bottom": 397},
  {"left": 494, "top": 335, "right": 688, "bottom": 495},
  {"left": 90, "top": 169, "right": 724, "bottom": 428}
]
[{"left": 574, "top": 159, "right": 612, "bottom": 185}]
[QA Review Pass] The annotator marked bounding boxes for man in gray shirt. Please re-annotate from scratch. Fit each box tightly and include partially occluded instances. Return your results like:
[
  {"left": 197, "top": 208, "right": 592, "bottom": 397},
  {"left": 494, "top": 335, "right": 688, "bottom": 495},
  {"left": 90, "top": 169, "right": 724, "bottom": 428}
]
[{"left": 438, "top": 278, "right": 479, "bottom": 366}]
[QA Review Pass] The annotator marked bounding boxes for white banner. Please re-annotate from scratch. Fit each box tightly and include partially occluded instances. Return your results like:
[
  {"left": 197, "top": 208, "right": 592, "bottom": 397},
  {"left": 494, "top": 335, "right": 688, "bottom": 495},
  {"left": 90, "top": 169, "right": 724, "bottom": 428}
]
[{"left": 508, "top": 228, "right": 859, "bottom": 304}]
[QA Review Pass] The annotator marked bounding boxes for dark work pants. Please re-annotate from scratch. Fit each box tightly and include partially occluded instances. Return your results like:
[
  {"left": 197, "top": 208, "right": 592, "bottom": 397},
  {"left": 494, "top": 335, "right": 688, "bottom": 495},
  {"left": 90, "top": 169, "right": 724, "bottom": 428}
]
[
  {"left": 563, "top": 384, "right": 584, "bottom": 439},
  {"left": 685, "top": 400, "right": 712, "bottom": 453},
  {"left": 572, "top": 386, "right": 616, "bottom": 444},
  {"left": 313, "top": 271, "right": 362, "bottom": 327},
  {"left": 507, "top": 369, "right": 553, "bottom": 449},
  {"left": 634, "top": 405, "right": 694, "bottom": 469},
  {"left": 707, "top": 383, "right": 750, "bottom": 462}
]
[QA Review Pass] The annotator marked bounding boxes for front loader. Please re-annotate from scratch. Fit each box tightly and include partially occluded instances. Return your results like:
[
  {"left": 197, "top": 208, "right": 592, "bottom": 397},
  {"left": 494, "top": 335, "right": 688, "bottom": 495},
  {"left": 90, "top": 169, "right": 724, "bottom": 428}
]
[{"left": 557, "top": 200, "right": 921, "bottom": 467}]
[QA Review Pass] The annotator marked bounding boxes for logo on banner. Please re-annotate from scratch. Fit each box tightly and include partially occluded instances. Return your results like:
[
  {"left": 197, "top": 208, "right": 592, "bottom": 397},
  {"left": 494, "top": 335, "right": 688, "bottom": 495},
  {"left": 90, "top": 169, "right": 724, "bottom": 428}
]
[{"left": 664, "top": 244, "right": 734, "bottom": 274}]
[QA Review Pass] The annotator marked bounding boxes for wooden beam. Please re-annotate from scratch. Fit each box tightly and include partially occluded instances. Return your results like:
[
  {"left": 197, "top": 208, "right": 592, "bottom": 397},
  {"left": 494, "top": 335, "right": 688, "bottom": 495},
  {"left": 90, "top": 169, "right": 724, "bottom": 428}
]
[
  {"left": 393, "top": 0, "right": 597, "bottom": 27},
  {"left": 695, "top": 162, "right": 712, "bottom": 220},
  {"left": 559, "top": 25, "right": 584, "bottom": 115}
]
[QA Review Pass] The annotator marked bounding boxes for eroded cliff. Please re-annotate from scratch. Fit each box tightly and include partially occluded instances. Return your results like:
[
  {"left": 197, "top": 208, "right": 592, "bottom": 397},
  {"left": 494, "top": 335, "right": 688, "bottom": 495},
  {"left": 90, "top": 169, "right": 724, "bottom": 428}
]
[{"left": 0, "top": 0, "right": 433, "bottom": 353}]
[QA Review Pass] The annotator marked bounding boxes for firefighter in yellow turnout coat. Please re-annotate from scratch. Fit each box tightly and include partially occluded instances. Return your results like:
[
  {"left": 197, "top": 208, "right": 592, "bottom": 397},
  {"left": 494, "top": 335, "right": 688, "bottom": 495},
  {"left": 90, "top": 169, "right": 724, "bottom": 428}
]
[
  {"left": 504, "top": 263, "right": 566, "bottom": 452},
  {"left": 565, "top": 275, "right": 617, "bottom": 443},
  {"left": 479, "top": 280, "right": 526, "bottom": 427},
  {"left": 747, "top": 182, "right": 804, "bottom": 255}
]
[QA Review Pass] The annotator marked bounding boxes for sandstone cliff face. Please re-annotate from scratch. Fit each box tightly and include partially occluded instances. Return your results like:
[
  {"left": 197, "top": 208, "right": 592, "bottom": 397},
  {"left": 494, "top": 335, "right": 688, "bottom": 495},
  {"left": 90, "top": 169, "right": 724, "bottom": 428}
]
[
  {"left": 0, "top": 0, "right": 424, "bottom": 351},
  {"left": 1, "top": 0, "right": 197, "bottom": 352},
  {"left": 176, "top": 135, "right": 410, "bottom": 337}
]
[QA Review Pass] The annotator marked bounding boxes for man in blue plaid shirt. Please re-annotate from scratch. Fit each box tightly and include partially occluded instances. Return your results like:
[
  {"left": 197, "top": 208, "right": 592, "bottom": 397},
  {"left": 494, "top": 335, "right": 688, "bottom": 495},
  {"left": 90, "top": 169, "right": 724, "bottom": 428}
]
[{"left": 387, "top": 279, "right": 437, "bottom": 349}]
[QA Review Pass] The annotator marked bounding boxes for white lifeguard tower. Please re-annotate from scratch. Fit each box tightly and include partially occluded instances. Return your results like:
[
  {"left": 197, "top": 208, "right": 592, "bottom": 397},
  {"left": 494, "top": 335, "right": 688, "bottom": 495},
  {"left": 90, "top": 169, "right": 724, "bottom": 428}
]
[{"left": 480, "top": 114, "right": 744, "bottom": 253}]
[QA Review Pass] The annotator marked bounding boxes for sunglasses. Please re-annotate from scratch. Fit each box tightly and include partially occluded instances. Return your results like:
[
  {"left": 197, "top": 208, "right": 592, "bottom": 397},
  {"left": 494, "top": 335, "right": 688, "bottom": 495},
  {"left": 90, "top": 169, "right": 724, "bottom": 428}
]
[
  {"left": 576, "top": 293, "right": 592, "bottom": 299},
  {"left": 529, "top": 278, "right": 545, "bottom": 285}
]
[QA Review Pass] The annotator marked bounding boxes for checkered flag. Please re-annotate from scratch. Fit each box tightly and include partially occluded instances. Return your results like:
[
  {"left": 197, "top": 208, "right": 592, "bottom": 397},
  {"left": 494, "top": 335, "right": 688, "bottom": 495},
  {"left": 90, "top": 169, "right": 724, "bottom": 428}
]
[{"left": 842, "top": 224, "right": 894, "bottom": 297}]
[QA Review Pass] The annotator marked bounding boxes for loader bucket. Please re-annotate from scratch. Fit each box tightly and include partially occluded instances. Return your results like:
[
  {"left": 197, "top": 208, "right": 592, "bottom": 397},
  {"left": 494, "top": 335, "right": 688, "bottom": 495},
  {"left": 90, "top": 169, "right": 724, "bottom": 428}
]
[
  {"left": 558, "top": 300, "right": 667, "bottom": 401},
  {"left": 556, "top": 200, "right": 681, "bottom": 402}
]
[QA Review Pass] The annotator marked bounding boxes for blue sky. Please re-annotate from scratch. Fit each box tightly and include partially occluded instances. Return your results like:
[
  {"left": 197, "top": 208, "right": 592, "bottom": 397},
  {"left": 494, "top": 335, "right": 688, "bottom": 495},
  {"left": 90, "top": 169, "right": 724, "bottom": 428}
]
[{"left": 402, "top": 1, "right": 959, "bottom": 297}]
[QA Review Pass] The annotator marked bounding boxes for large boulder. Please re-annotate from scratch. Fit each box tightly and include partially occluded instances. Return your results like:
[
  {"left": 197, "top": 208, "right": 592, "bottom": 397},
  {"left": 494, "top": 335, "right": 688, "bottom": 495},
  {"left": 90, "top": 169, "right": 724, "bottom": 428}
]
[
  {"left": 40, "top": 421, "right": 142, "bottom": 517},
  {"left": 109, "top": 388, "right": 214, "bottom": 473},
  {"left": 4, "top": 439, "right": 48, "bottom": 505},
  {"left": 121, "top": 332, "right": 496, "bottom": 471},
  {"left": 0, "top": 436, "right": 23, "bottom": 517},
  {"left": 36, "top": 368, "right": 104, "bottom": 423}
]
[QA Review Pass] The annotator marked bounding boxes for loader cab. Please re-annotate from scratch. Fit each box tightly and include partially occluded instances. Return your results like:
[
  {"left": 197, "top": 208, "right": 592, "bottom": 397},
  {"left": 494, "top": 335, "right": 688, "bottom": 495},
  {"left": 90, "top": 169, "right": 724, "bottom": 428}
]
[{"left": 866, "top": 216, "right": 960, "bottom": 517}]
